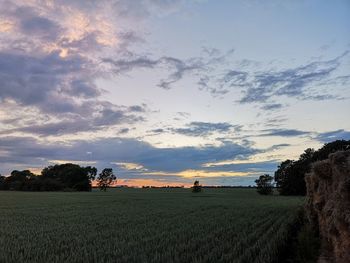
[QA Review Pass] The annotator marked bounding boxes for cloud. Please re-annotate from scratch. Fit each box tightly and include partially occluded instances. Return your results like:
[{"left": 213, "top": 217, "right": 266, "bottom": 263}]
[
  {"left": 188, "top": 51, "right": 349, "bottom": 107},
  {"left": 157, "top": 57, "right": 204, "bottom": 90},
  {"left": 103, "top": 55, "right": 205, "bottom": 89},
  {"left": 113, "top": 162, "right": 147, "bottom": 171},
  {"left": 203, "top": 160, "right": 278, "bottom": 174},
  {"left": 177, "top": 112, "right": 191, "bottom": 118},
  {"left": 0, "top": 51, "right": 98, "bottom": 113},
  {"left": 104, "top": 47, "right": 350, "bottom": 105},
  {"left": 0, "top": 100, "right": 145, "bottom": 137},
  {"left": 102, "top": 56, "right": 159, "bottom": 73},
  {"left": 0, "top": 0, "right": 348, "bottom": 186},
  {"left": 128, "top": 104, "right": 147, "bottom": 112},
  {"left": 119, "top": 128, "right": 130, "bottom": 134},
  {"left": 170, "top": 122, "right": 239, "bottom": 137},
  {"left": 222, "top": 70, "right": 248, "bottom": 87},
  {"left": 156, "top": 49, "right": 235, "bottom": 91},
  {"left": 1, "top": 1, "right": 348, "bottom": 115},
  {"left": 259, "top": 129, "right": 311, "bottom": 137},
  {"left": 316, "top": 129, "right": 350, "bottom": 143},
  {"left": 266, "top": 143, "right": 291, "bottom": 150},
  {"left": 0, "top": 134, "right": 291, "bottom": 185},
  {"left": 263, "top": 116, "right": 288, "bottom": 128},
  {"left": 0, "top": 136, "right": 260, "bottom": 175},
  {"left": 0, "top": 1, "right": 152, "bottom": 137},
  {"left": 147, "top": 121, "right": 241, "bottom": 137},
  {"left": 112, "top": 0, "right": 186, "bottom": 19},
  {"left": 92, "top": 107, "right": 143, "bottom": 126},
  {"left": 103, "top": 48, "right": 237, "bottom": 93},
  {"left": 149, "top": 128, "right": 165, "bottom": 134},
  {"left": 4, "top": 120, "right": 92, "bottom": 136},
  {"left": 238, "top": 52, "right": 349, "bottom": 104},
  {"left": 260, "top": 103, "right": 283, "bottom": 111},
  {"left": 17, "top": 11, "right": 62, "bottom": 41}
]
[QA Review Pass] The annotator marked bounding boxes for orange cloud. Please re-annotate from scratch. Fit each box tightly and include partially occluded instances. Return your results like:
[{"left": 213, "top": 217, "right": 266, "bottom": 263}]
[
  {"left": 0, "top": 20, "right": 14, "bottom": 32},
  {"left": 113, "top": 162, "right": 147, "bottom": 171}
]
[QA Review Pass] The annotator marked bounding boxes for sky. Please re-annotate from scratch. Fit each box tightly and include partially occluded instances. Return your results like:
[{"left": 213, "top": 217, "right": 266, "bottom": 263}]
[{"left": 0, "top": 0, "right": 349, "bottom": 187}]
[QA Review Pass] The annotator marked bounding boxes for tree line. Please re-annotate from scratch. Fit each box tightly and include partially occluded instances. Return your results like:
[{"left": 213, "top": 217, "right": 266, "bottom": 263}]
[
  {"left": 0, "top": 163, "right": 116, "bottom": 192},
  {"left": 255, "top": 140, "right": 350, "bottom": 195},
  {"left": 1, "top": 139, "right": 348, "bottom": 194}
]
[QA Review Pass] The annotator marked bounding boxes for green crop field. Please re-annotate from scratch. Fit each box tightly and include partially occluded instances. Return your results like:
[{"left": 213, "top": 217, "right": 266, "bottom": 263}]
[{"left": 0, "top": 188, "right": 304, "bottom": 263}]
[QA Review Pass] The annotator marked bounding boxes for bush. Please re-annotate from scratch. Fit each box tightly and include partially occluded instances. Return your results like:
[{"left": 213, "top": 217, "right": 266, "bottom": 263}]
[
  {"left": 192, "top": 180, "right": 202, "bottom": 193},
  {"left": 255, "top": 174, "right": 273, "bottom": 195}
]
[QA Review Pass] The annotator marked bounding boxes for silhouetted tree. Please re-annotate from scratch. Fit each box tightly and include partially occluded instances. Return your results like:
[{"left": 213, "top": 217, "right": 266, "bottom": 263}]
[
  {"left": 255, "top": 174, "right": 273, "bottom": 195},
  {"left": 85, "top": 166, "right": 97, "bottom": 181},
  {"left": 97, "top": 168, "right": 116, "bottom": 191},
  {"left": 274, "top": 159, "right": 309, "bottom": 196},
  {"left": 6, "top": 170, "right": 35, "bottom": 191},
  {"left": 275, "top": 140, "right": 350, "bottom": 196},
  {"left": 0, "top": 164, "right": 97, "bottom": 192},
  {"left": 41, "top": 163, "right": 95, "bottom": 191},
  {"left": 0, "top": 174, "right": 7, "bottom": 190},
  {"left": 32, "top": 177, "right": 63, "bottom": 191},
  {"left": 192, "top": 180, "right": 202, "bottom": 193},
  {"left": 312, "top": 140, "right": 350, "bottom": 161}
]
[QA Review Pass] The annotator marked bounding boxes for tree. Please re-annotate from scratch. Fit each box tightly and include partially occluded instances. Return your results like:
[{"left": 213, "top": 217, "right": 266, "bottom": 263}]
[
  {"left": 0, "top": 164, "right": 97, "bottom": 192},
  {"left": 312, "top": 140, "right": 350, "bottom": 161},
  {"left": 274, "top": 149, "right": 314, "bottom": 196},
  {"left": 275, "top": 140, "right": 350, "bottom": 196},
  {"left": 97, "top": 168, "right": 116, "bottom": 191},
  {"left": 274, "top": 159, "right": 308, "bottom": 196},
  {"left": 192, "top": 180, "right": 202, "bottom": 193},
  {"left": 6, "top": 170, "right": 35, "bottom": 191},
  {"left": 0, "top": 174, "right": 7, "bottom": 190},
  {"left": 255, "top": 174, "right": 273, "bottom": 195},
  {"left": 41, "top": 163, "right": 96, "bottom": 191},
  {"left": 85, "top": 166, "right": 97, "bottom": 181}
]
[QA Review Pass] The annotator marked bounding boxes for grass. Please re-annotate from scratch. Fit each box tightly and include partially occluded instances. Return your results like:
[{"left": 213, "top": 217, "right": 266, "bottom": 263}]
[{"left": 0, "top": 188, "right": 304, "bottom": 263}]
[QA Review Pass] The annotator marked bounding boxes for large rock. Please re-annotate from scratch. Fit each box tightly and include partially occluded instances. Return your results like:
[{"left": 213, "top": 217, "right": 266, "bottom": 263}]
[{"left": 305, "top": 150, "right": 350, "bottom": 263}]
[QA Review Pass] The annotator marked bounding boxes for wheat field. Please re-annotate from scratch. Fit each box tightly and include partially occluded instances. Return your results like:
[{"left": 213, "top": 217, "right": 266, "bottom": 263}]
[{"left": 0, "top": 188, "right": 304, "bottom": 263}]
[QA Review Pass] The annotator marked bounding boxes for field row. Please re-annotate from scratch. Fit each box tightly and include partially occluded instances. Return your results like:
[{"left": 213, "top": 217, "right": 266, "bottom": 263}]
[{"left": 0, "top": 189, "right": 304, "bottom": 263}]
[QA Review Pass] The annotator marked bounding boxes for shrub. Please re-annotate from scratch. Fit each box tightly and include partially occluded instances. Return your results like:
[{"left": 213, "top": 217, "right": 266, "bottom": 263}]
[
  {"left": 255, "top": 174, "right": 273, "bottom": 195},
  {"left": 192, "top": 180, "right": 202, "bottom": 193}
]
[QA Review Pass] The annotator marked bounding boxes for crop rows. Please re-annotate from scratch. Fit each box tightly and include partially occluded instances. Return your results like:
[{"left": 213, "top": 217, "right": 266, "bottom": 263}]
[{"left": 0, "top": 188, "right": 304, "bottom": 263}]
